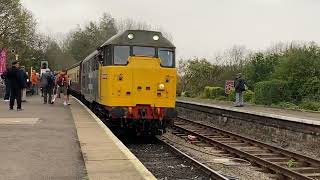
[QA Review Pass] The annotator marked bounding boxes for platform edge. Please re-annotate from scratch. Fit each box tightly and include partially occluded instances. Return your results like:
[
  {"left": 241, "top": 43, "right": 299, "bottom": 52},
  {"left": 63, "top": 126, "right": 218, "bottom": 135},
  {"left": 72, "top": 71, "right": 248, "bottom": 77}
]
[{"left": 73, "top": 97, "right": 156, "bottom": 180}]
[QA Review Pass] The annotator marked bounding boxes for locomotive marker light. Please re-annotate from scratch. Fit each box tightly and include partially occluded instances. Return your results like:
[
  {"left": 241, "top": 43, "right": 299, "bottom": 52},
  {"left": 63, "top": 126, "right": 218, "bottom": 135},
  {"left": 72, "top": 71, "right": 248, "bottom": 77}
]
[
  {"left": 158, "top": 83, "right": 165, "bottom": 91},
  {"left": 128, "top": 33, "right": 134, "bottom": 40},
  {"left": 153, "top": 35, "right": 160, "bottom": 41}
]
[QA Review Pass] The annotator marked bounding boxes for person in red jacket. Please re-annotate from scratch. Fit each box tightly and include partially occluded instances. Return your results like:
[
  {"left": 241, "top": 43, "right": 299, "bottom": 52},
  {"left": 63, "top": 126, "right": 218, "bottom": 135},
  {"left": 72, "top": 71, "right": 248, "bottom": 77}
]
[{"left": 55, "top": 70, "right": 69, "bottom": 106}]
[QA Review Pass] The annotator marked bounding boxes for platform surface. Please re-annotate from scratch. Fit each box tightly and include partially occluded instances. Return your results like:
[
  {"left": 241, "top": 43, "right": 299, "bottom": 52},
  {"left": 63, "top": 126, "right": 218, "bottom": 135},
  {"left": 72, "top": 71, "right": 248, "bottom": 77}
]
[
  {"left": 0, "top": 96, "right": 86, "bottom": 180},
  {"left": 0, "top": 96, "right": 155, "bottom": 180},
  {"left": 177, "top": 97, "right": 320, "bottom": 126}
]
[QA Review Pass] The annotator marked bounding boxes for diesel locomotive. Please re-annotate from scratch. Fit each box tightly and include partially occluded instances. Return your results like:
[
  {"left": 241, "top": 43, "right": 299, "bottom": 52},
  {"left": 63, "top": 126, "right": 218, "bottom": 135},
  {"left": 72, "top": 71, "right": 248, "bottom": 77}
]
[{"left": 67, "top": 30, "right": 177, "bottom": 135}]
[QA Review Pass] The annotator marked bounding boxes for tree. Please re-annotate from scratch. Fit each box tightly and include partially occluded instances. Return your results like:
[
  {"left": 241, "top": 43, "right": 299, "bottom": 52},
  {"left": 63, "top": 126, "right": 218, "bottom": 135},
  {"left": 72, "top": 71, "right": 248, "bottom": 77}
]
[
  {"left": 273, "top": 43, "right": 320, "bottom": 101},
  {"left": 244, "top": 52, "right": 280, "bottom": 89},
  {"left": 177, "top": 58, "right": 222, "bottom": 96},
  {"left": 62, "top": 13, "right": 118, "bottom": 62}
]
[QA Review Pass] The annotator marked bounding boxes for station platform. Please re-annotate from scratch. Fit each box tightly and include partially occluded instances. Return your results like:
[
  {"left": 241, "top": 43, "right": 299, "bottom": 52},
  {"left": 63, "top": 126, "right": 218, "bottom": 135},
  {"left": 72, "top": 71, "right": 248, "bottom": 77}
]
[
  {"left": 0, "top": 95, "right": 155, "bottom": 180},
  {"left": 177, "top": 97, "right": 320, "bottom": 126}
]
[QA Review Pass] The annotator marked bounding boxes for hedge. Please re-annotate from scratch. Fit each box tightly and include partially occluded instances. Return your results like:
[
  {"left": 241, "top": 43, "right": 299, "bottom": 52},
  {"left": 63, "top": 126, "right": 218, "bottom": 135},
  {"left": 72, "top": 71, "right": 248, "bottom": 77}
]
[
  {"left": 299, "top": 100, "right": 320, "bottom": 111},
  {"left": 228, "top": 89, "right": 255, "bottom": 103},
  {"left": 203, "top": 86, "right": 225, "bottom": 99},
  {"left": 254, "top": 80, "right": 290, "bottom": 105}
]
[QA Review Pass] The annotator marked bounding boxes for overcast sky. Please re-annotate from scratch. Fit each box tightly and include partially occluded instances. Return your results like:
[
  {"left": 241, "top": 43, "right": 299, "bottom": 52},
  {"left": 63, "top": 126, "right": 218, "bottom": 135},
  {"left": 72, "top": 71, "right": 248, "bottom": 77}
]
[{"left": 21, "top": 0, "right": 320, "bottom": 59}]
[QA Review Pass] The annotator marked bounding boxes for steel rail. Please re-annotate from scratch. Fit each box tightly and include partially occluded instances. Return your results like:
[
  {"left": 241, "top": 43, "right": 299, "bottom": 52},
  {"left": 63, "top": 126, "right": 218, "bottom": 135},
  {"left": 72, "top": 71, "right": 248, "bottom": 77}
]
[{"left": 157, "top": 137, "right": 231, "bottom": 180}]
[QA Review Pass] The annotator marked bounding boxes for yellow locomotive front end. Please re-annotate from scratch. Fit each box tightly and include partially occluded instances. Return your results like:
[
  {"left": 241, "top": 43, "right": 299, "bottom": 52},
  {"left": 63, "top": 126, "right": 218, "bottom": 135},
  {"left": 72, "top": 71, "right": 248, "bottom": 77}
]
[
  {"left": 100, "top": 57, "right": 176, "bottom": 108},
  {"left": 95, "top": 30, "right": 177, "bottom": 135}
]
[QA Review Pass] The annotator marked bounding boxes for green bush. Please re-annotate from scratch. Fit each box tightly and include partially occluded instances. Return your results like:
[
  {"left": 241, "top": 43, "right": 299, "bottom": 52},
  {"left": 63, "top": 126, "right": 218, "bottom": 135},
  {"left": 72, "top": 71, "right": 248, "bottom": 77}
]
[
  {"left": 227, "top": 89, "right": 254, "bottom": 103},
  {"left": 181, "top": 91, "right": 191, "bottom": 97},
  {"left": 299, "top": 100, "right": 320, "bottom": 111},
  {"left": 254, "top": 80, "right": 290, "bottom": 105},
  {"left": 227, "top": 89, "right": 236, "bottom": 101},
  {"left": 203, "top": 86, "right": 225, "bottom": 99},
  {"left": 244, "top": 90, "right": 255, "bottom": 103},
  {"left": 203, "top": 86, "right": 213, "bottom": 98},
  {"left": 300, "top": 77, "right": 320, "bottom": 102}
]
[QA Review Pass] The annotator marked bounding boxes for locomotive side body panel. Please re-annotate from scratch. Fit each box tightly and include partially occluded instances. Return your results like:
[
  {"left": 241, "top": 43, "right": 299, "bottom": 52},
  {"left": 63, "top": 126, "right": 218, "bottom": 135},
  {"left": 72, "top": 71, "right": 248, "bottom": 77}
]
[{"left": 81, "top": 54, "right": 99, "bottom": 103}]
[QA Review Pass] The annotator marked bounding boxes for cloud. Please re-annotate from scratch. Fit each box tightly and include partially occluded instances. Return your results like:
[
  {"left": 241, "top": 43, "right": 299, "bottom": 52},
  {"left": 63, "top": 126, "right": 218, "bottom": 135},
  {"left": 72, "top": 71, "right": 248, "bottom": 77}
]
[{"left": 21, "top": 0, "right": 320, "bottom": 58}]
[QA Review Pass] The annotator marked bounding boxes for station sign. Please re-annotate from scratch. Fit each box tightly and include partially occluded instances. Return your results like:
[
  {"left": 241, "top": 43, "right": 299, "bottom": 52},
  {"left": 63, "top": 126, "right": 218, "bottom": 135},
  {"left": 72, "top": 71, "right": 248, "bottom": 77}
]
[{"left": 225, "top": 80, "right": 234, "bottom": 95}]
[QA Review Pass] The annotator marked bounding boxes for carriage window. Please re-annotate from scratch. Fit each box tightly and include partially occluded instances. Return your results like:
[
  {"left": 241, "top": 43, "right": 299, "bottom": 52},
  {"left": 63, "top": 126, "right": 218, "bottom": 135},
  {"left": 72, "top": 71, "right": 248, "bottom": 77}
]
[
  {"left": 133, "top": 46, "right": 155, "bottom": 57},
  {"left": 114, "top": 46, "right": 130, "bottom": 65},
  {"left": 158, "top": 48, "right": 175, "bottom": 67}
]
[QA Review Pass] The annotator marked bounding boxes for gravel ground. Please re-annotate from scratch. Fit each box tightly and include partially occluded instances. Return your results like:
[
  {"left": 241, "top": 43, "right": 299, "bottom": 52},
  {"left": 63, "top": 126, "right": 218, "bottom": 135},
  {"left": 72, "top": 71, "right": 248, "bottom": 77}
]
[
  {"left": 161, "top": 130, "right": 274, "bottom": 180},
  {"left": 178, "top": 109, "right": 320, "bottom": 160},
  {"left": 123, "top": 137, "right": 211, "bottom": 180}
]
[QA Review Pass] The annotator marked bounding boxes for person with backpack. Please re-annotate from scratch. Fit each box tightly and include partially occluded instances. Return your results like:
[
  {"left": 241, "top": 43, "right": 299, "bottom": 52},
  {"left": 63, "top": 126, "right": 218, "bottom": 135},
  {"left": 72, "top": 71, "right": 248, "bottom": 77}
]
[
  {"left": 40, "top": 70, "right": 54, "bottom": 104},
  {"left": 55, "top": 70, "right": 69, "bottom": 106},
  {"left": 234, "top": 73, "right": 247, "bottom": 107}
]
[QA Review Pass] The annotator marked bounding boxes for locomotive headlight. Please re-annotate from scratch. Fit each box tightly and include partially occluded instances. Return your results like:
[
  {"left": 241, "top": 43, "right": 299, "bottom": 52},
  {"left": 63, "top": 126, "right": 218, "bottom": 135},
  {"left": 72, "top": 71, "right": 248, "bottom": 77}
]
[
  {"left": 153, "top": 35, "right": 159, "bottom": 41},
  {"left": 128, "top": 33, "right": 134, "bottom": 40},
  {"left": 158, "top": 83, "right": 165, "bottom": 90}
]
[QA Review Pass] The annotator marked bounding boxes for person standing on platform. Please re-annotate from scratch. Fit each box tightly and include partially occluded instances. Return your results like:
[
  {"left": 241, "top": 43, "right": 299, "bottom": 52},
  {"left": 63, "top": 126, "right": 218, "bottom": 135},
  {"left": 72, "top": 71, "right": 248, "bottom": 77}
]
[
  {"left": 41, "top": 70, "right": 54, "bottom": 104},
  {"left": 56, "top": 70, "right": 69, "bottom": 106},
  {"left": 66, "top": 76, "right": 71, "bottom": 105},
  {"left": 19, "top": 66, "right": 28, "bottom": 102},
  {"left": 7, "top": 61, "right": 24, "bottom": 110},
  {"left": 31, "top": 70, "right": 38, "bottom": 95},
  {"left": 0, "top": 66, "right": 10, "bottom": 101},
  {"left": 234, "top": 73, "right": 246, "bottom": 107}
]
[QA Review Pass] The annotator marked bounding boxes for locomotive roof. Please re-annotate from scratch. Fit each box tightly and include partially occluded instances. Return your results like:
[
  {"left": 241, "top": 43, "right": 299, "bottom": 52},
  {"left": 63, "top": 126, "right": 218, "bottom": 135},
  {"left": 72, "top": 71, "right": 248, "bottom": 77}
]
[{"left": 101, "top": 30, "right": 175, "bottom": 48}]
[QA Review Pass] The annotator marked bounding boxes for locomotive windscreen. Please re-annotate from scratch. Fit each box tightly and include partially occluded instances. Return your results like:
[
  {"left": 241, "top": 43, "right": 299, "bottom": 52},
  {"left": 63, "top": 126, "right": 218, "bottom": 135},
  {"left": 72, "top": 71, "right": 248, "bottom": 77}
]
[{"left": 132, "top": 46, "right": 155, "bottom": 57}]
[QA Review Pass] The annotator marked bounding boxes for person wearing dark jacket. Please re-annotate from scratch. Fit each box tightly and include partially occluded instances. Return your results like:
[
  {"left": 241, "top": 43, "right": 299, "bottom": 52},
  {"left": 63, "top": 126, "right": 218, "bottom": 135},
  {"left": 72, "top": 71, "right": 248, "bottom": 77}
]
[
  {"left": 40, "top": 70, "right": 54, "bottom": 104},
  {"left": 0, "top": 66, "right": 10, "bottom": 101},
  {"left": 6, "top": 61, "right": 24, "bottom": 110},
  {"left": 19, "top": 66, "right": 28, "bottom": 102},
  {"left": 234, "top": 73, "right": 246, "bottom": 107}
]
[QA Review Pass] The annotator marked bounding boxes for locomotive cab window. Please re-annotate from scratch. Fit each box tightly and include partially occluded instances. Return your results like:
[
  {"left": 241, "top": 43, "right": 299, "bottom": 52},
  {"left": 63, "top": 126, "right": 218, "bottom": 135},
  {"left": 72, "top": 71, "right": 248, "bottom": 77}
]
[
  {"left": 158, "top": 48, "right": 175, "bottom": 67},
  {"left": 114, "top": 46, "right": 130, "bottom": 65},
  {"left": 104, "top": 46, "right": 113, "bottom": 66},
  {"left": 132, "top": 46, "right": 156, "bottom": 57}
]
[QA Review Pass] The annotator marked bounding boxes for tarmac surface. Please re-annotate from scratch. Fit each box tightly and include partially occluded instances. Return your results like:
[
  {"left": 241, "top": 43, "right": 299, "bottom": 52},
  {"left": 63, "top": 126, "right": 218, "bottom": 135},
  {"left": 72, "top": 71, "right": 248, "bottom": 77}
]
[
  {"left": 0, "top": 95, "right": 156, "bottom": 180},
  {"left": 0, "top": 95, "right": 86, "bottom": 180}
]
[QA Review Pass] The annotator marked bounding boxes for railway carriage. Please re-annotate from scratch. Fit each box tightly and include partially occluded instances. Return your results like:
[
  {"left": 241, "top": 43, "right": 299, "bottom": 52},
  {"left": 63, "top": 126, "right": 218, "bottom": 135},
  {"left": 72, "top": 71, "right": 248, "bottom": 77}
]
[{"left": 67, "top": 30, "right": 177, "bottom": 135}]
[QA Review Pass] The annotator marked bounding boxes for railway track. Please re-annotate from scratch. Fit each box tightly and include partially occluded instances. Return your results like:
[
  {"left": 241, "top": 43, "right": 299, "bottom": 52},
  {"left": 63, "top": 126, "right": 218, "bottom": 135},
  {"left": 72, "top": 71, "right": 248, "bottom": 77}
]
[
  {"left": 172, "top": 116, "right": 320, "bottom": 180},
  {"left": 157, "top": 137, "right": 232, "bottom": 180},
  {"left": 124, "top": 137, "right": 231, "bottom": 180}
]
